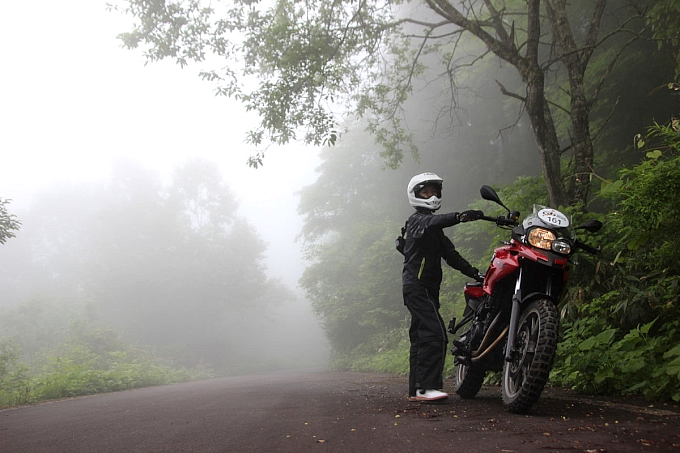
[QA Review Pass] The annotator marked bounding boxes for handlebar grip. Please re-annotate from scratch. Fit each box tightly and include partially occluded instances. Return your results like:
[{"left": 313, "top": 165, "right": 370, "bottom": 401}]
[{"left": 480, "top": 215, "right": 518, "bottom": 227}]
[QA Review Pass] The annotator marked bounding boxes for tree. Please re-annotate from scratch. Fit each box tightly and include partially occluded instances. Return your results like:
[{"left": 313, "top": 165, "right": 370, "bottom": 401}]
[
  {"left": 166, "top": 157, "right": 238, "bottom": 234},
  {"left": 647, "top": 0, "right": 680, "bottom": 78},
  {"left": 0, "top": 158, "right": 282, "bottom": 370},
  {"left": 110, "top": 0, "right": 659, "bottom": 207},
  {"left": 84, "top": 158, "right": 275, "bottom": 367},
  {"left": 0, "top": 198, "right": 20, "bottom": 244}
]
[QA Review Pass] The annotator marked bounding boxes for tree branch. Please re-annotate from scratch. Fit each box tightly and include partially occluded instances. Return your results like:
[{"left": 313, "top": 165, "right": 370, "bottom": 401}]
[
  {"left": 425, "top": 0, "right": 524, "bottom": 67},
  {"left": 589, "top": 35, "right": 637, "bottom": 108},
  {"left": 591, "top": 96, "right": 621, "bottom": 143},
  {"left": 482, "top": 0, "right": 510, "bottom": 45},
  {"left": 495, "top": 79, "right": 526, "bottom": 102},
  {"left": 581, "top": 0, "right": 608, "bottom": 71}
]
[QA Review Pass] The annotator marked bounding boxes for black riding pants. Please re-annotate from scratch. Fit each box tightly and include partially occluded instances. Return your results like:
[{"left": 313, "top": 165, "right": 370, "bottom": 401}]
[{"left": 403, "top": 285, "right": 448, "bottom": 396}]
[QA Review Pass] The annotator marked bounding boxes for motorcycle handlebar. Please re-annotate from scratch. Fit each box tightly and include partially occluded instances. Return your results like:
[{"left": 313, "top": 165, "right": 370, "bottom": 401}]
[
  {"left": 474, "top": 212, "right": 601, "bottom": 256},
  {"left": 480, "top": 215, "right": 519, "bottom": 227}
]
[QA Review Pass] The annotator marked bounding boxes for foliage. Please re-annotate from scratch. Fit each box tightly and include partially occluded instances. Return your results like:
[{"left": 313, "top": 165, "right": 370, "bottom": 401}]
[
  {"left": 0, "top": 198, "right": 21, "bottom": 244},
  {"left": 301, "top": 221, "right": 405, "bottom": 355},
  {"left": 647, "top": 0, "right": 680, "bottom": 78},
  {"left": 0, "top": 339, "right": 31, "bottom": 407},
  {"left": 551, "top": 114, "right": 680, "bottom": 400},
  {"left": 0, "top": 325, "right": 214, "bottom": 408},
  {"left": 109, "top": 0, "right": 672, "bottom": 207},
  {"left": 552, "top": 314, "right": 680, "bottom": 401},
  {"left": 330, "top": 332, "right": 410, "bottom": 375},
  {"left": 594, "top": 117, "right": 680, "bottom": 328}
]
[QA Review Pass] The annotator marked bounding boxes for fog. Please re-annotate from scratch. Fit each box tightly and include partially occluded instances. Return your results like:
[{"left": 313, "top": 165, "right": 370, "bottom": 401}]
[
  {"left": 1, "top": 0, "right": 632, "bottom": 379},
  {"left": 0, "top": 1, "right": 328, "bottom": 374}
]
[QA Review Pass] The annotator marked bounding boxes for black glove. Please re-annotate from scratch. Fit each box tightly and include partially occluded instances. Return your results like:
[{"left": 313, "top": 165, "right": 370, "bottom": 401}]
[
  {"left": 474, "top": 273, "right": 485, "bottom": 283},
  {"left": 460, "top": 210, "right": 484, "bottom": 222}
]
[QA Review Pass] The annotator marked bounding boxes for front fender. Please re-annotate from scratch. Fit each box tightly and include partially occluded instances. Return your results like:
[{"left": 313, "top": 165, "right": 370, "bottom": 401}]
[{"left": 521, "top": 291, "right": 556, "bottom": 305}]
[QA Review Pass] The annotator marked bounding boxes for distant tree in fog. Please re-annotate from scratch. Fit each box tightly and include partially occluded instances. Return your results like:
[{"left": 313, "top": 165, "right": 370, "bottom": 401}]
[
  {"left": 0, "top": 158, "right": 285, "bottom": 370},
  {"left": 166, "top": 158, "right": 237, "bottom": 233},
  {"left": 0, "top": 198, "right": 20, "bottom": 244},
  {"left": 85, "top": 158, "right": 276, "bottom": 366}
]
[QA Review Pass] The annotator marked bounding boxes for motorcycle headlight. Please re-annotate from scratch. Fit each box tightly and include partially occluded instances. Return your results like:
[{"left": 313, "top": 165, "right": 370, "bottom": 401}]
[
  {"left": 551, "top": 240, "right": 572, "bottom": 255},
  {"left": 527, "top": 228, "right": 572, "bottom": 254},
  {"left": 527, "top": 228, "right": 555, "bottom": 250}
]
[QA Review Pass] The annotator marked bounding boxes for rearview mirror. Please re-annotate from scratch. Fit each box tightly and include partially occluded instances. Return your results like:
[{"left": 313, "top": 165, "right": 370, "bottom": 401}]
[
  {"left": 480, "top": 185, "right": 509, "bottom": 212},
  {"left": 480, "top": 185, "right": 500, "bottom": 203},
  {"left": 575, "top": 219, "right": 603, "bottom": 233}
]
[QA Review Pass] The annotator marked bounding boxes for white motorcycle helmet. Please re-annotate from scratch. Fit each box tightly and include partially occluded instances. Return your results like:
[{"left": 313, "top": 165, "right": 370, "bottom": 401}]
[{"left": 407, "top": 172, "right": 443, "bottom": 211}]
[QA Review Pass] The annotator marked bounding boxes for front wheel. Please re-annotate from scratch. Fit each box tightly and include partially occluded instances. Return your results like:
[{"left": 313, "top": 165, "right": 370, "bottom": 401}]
[{"left": 502, "top": 298, "right": 558, "bottom": 413}]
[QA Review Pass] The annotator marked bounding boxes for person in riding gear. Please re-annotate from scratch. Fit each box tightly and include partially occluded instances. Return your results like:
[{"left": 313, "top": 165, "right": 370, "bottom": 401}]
[{"left": 401, "top": 172, "right": 483, "bottom": 402}]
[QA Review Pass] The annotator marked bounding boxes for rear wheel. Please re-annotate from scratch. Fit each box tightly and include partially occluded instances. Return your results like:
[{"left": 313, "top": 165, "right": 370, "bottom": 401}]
[
  {"left": 454, "top": 362, "right": 486, "bottom": 399},
  {"left": 501, "top": 298, "right": 558, "bottom": 413}
]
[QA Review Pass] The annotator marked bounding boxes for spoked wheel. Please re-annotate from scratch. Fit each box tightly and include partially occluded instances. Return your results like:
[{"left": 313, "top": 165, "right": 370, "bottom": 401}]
[
  {"left": 502, "top": 298, "right": 558, "bottom": 413},
  {"left": 454, "top": 362, "right": 486, "bottom": 399}
]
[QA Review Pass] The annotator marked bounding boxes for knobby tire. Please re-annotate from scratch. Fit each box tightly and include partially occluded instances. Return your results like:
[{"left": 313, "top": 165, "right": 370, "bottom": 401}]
[{"left": 501, "top": 298, "right": 559, "bottom": 414}]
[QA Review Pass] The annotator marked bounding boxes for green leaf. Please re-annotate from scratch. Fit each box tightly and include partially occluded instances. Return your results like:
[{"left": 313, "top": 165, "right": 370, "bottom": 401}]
[
  {"left": 666, "top": 361, "right": 680, "bottom": 378},
  {"left": 626, "top": 234, "right": 648, "bottom": 251},
  {"left": 599, "top": 179, "right": 623, "bottom": 194},
  {"left": 663, "top": 343, "right": 680, "bottom": 359},
  {"left": 646, "top": 150, "right": 662, "bottom": 159},
  {"left": 621, "top": 357, "right": 645, "bottom": 373},
  {"left": 639, "top": 319, "right": 656, "bottom": 335},
  {"left": 578, "top": 329, "right": 616, "bottom": 350},
  {"left": 594, "top": 367, "right": 614, "bottom": 383}
]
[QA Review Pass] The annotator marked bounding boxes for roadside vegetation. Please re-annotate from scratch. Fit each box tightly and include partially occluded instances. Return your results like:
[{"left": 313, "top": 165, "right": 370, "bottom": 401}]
[
  {"left": 0, "top": 159, "right": 323, "bottom": 409},
  {"left": 0, "top": 325, "right": 214, "bottom": 408}
]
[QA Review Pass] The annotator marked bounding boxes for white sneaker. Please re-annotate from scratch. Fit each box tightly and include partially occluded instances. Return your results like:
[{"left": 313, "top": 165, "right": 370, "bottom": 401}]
[{"left": 414, "top": 389, "right": 449, "bottom": 401}]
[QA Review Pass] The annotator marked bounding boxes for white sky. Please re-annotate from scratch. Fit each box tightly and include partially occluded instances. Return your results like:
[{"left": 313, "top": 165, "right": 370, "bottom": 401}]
[{"left": 0, "top": 0, "right": 321, "bottom": 289}]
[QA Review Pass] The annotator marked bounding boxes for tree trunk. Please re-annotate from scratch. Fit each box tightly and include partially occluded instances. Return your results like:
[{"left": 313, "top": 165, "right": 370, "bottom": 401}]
[
  {"left": 524, "top": 68, "right": 570, "bottom": 208},
  {"left": 546, "top": 0, "right": 605, "bottom": 207},
  {"left": 566, "top": 77, "right": 594, "bottom": 205},
  {"left": 521, "top": 0, "right": 569, "bottom": 208},
  {"left": 426, "top": 0, "right": 609, "bottom": 208}
]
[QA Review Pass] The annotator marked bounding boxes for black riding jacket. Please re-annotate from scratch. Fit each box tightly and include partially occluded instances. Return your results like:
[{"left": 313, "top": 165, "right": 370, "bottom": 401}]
[{"left": 401, "top": 208, "right": 479, "bottom": 290}]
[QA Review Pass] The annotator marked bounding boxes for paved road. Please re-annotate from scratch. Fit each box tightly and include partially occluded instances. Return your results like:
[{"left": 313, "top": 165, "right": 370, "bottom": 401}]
[{"left": 1, "top": 370, "right": 678, "bottom": 452}]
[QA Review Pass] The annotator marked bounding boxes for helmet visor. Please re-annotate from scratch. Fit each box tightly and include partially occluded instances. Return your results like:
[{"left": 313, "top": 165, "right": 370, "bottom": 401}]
[{"left": 414, "top": 181, "right": 442, "bottom": 199}]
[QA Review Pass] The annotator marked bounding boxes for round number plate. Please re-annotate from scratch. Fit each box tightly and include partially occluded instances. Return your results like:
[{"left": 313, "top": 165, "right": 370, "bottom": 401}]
[{"left": 537, "top": 208, "right": 569, "bottom": 227}]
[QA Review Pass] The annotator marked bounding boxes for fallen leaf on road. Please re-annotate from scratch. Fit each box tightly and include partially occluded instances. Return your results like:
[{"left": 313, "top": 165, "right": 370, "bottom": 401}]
[{"left": 316, "top": 439, "right": 326, "bottom": 443}]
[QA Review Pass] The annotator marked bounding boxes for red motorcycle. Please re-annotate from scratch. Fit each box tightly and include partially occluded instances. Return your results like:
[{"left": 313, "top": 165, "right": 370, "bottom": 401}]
[{"left": 450, "top": 185, "right": 602, "bottom": 413}]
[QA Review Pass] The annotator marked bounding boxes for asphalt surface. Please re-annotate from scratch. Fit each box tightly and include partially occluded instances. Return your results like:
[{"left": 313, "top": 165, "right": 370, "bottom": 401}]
[{"left": 1, "top": 369, "right": 679, "bottom": 452}]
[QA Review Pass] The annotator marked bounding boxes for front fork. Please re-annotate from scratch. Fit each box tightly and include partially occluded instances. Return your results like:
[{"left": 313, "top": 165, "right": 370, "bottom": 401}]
[{"left": 505, "top": 268, "right": 522, "bottom": 363}]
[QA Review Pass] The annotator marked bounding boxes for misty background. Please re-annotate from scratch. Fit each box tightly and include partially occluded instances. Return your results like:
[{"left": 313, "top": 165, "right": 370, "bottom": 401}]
[
  {"left": 1, "top": 0, "right": 675, "bottom": 387},
  {"left": 0, "top": 0, "right": 329, "bottom": 373}
]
